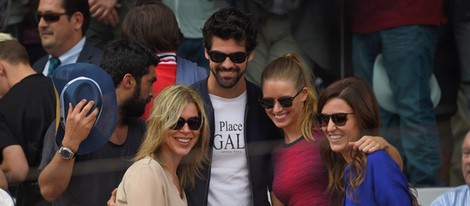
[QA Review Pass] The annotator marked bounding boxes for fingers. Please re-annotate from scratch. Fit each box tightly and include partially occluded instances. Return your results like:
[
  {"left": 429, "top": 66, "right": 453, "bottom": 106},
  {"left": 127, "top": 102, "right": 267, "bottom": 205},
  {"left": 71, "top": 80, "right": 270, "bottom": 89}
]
[
  {"left": 63, "top": 100, "right": 99, "bottom": 149},
  {"left": 100, "top": 8, "right": 119, "bottom": 27},
  {"left": 353, "top": 135, "right": 388, "bottom": 154}
]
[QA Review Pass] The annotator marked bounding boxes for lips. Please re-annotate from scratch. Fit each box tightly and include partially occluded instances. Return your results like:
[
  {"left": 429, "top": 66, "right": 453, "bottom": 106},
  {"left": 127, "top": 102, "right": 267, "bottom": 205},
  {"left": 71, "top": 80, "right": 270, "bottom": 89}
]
[
  {"left": 176, "top": 137, "right": 191, "bottom": 144},
  {"left": 274, "top": 113, "right": 287, "bottom": 120},
  {"left": 327, "top": 134, "right": 343, "bottom": 142}
]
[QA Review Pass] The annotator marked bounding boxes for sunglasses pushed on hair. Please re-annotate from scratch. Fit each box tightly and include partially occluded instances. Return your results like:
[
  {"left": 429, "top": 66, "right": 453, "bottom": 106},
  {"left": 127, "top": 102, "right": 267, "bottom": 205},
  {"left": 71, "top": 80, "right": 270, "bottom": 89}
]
[
  {"left": 207, "top": 51, "right": 247, "bottom": 64},
  {"left": 317, "top": 113, "right": 354, "bottom": 127},
  {"left": 36, "top": 13, "right": 67, "bottom": 23},
  {"left": 259, "top": 89, "right": 303, "bottom": 109},
  {"left": 171, "top": 117, "right": 202, "bottom": 130}
]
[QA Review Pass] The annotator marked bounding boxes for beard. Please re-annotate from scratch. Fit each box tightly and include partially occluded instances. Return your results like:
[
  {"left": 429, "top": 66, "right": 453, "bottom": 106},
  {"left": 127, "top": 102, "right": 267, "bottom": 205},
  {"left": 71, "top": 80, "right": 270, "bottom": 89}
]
[
  {"left": 121, "top": 83, "right": 150, "bottom": 119},
  {"left": 211, "top": 65, "right": 245, "bottom": 89}
]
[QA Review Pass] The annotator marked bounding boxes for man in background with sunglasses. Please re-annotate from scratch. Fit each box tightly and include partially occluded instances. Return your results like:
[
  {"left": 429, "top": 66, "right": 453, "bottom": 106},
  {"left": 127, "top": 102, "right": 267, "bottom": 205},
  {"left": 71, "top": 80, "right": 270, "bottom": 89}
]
[
  {"left": 188, "top": 7, "right": 282, "bottom": 206},
  {"left": 32, "top": 0, "right": 102, "bottom": 76}
]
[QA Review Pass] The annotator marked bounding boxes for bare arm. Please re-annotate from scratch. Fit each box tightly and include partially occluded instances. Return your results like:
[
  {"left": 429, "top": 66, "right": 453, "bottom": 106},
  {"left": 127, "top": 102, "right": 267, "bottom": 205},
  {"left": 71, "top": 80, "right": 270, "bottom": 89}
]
[
  {"left": 107, "top": 188, "right": 117, "bottom": 206},
  {"left": 0, "top": 168, "right": 8, "bottom": 190},
  {"left": 270, "top": 192, "right": 284, "bottom": 206},
  {"left": 1, "top": 145, "right": 28, "bottom": 185},
  {"left": 38, "top": 100, "right": 98, "bottom": 202},
  {"left": 350, "top": 135, "right": 404, "bottom": 170}
]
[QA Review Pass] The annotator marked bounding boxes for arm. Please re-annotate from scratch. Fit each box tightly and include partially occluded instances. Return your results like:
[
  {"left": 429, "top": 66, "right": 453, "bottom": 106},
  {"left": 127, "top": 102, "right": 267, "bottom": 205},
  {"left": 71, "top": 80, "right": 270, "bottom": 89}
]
[
  {"left": 0, "top": 168, "right": 8, "bottom": 190},
  {"left": 107, "top": 188, "right": 117, "bottom": 206},
  {"left": 38, "top": 100, "right": 98, "bottom": 202},
  {"left": 270, "top": 192, "right": 284, "bottom": 206},
  {"left": 349, "top": 135, "right": 403, "bottom": 170},
  {"left": 1, "top": 145, "right": 28, "bottom": 185}
]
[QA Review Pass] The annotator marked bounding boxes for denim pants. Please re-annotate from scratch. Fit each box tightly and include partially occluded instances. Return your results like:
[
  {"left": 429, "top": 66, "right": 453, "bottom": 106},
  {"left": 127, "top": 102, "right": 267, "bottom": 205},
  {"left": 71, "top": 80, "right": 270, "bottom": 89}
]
[{"left": 353, "top": 25, "right": 442, "bottom": 186}]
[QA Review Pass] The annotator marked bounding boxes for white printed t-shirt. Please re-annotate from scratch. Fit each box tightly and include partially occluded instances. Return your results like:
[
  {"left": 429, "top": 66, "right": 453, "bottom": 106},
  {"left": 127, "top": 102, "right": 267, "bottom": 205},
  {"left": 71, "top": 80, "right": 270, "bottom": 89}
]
[{"left": 208, "top": 91, "right": 252, "bottom": 206}]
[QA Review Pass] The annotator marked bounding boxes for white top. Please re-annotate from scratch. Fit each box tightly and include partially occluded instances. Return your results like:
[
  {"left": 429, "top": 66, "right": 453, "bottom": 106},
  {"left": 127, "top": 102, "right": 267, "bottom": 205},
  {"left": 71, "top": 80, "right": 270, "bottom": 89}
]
[
  {"left": 116, "top": 157, "right": 187, "bottom": 206},
  {"left": 208, "top": 91, "right": 252, "bottom": 206}
]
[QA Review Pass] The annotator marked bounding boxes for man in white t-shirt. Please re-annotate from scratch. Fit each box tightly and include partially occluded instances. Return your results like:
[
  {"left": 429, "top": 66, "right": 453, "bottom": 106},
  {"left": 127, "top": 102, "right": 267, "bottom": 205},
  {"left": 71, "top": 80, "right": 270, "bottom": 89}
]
[{"left": 188, "top": 7, "right": 283, "bottom": 206}]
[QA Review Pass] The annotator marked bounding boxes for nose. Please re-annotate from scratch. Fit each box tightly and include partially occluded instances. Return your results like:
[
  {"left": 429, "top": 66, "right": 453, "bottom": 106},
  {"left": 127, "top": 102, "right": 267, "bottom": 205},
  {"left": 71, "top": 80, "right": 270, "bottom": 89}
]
[
  {"left": 272, "top": 100, "right": 283, "bottom": 112},
  {"left": 325, "top": 118, "right": 336, "bottom": 132},
  {"left": 221, "top": 56, "right": 235, "bottom": 68},
  {"left": 180, "top": 123, "right": 191, "bottom": 133},
  {"left": 38, "top": 18, "right": 47, "bottom": 28}
]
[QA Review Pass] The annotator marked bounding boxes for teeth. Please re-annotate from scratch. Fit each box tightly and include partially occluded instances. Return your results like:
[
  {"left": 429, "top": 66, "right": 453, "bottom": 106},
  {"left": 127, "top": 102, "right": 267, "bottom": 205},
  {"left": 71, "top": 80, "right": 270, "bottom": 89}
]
[
  {"left": 274, "top": 114, "right": 287, "bottom": 119},
  {"left": 177, "top": 138, "right": 190, "bottom": 143},
  {"left": 328, "top": 135, "right": 342, "bottom": 140}
]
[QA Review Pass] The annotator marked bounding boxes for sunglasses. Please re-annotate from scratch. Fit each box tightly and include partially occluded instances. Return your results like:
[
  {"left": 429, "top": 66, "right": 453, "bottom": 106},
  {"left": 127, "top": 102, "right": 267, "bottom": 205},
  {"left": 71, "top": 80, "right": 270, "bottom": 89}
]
[
  {"left": 259, "top": 89, "right": 303, "bottom": 109},
  {"left": 317, "top": 113, "right": 355, "bottom": 127},
  {"left": 171, "top": 117, "right": 202, "bottom": 130},
  {"left": 36, "top": 13, "right": 68, "bottom": 23},
  {"left": 207, "top": 51, "right": 248, "bottom": 64}
]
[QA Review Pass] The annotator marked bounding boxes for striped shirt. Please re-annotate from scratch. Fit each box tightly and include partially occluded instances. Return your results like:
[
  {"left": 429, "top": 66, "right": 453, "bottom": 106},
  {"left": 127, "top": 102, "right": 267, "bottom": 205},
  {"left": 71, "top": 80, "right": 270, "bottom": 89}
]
[{"left": 431, "top": 185, "right": 470, "bottom": 206}]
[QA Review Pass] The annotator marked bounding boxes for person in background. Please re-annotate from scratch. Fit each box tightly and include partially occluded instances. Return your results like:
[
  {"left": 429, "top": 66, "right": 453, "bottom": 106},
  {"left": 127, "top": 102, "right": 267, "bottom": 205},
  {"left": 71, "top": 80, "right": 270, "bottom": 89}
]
[
  {"left": 38, "top": 39, "right": 158, "bottom": 205},
  {"left": 120, "top": 2, "right": 207, "bottom": 120},
  {"left": 431, "top": 130, "right": 470, "bottom": 205},
  {"left": 160, "top": 0, "right": 230, "bottom": 70},
  {"left": 260, "top": 53, "right": 402, "bottom": 206},
  {"left": 350, "top": 0, "right": 446, "bottom": 186},
  {"left": 33, "top": 0, "right": 102, "bottom": 76},
  {"left": 115, "top": 85, "right": 209, "bottom": 205},
  {"left": 85, "top": 0, "right": 137, "bottom": 49},
  {"left": 0, "top": 32, "right": 55, "bottom": 206},
  {"left": 318, "top": 76, "right": 417, "bottom": 206}
]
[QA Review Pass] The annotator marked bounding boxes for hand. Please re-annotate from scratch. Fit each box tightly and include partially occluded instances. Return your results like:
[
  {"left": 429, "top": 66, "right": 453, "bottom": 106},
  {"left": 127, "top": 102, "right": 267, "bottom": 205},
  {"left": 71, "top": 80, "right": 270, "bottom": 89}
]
[
  {"left": 107, "top": 188, "right": 117, "bottom": 206},
  {"left": 62, "top": 100, "right": 99, "bottom": 151},
  {"left": 100, "top": 8, "right": 120, "bottom": 27},
  {"left": 348, "top": 135, "right": 388, "bottom": 154},
  {"left": 88, "top": 0, "right": 119, "bottom": 20}
]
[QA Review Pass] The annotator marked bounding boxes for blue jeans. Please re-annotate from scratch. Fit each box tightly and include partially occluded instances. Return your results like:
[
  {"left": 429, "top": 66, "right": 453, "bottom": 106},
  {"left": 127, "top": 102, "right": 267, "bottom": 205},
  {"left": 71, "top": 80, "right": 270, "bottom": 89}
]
[{"left": 353, "top": 25, "right": 442, "bottom": 186}]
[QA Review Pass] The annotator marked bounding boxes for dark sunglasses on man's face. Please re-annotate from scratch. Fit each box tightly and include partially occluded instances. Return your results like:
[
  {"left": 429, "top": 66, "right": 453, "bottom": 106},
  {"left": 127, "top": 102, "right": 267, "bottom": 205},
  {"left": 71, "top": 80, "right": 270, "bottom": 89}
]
[
  {"left": 207, "top": 51, "right": 248, "bottom": 64},
  {"left": 317, "top": 113, "right": 355, "bottom": 127},
  {"left": 171, "top": 117, "right": 202, "bottom": 130},
  {"left": 36, "top": 13, "right": 67, "bottom": 23},
  {"left": 259, "top": 89, "right": 303, "bottom": 109}
]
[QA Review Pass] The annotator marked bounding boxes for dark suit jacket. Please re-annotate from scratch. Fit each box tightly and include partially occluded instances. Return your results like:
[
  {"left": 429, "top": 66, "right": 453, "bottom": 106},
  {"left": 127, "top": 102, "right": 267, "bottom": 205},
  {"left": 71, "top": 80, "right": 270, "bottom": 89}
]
[{"left": 32, "top": 40, "right": 103, "bottom": 74}]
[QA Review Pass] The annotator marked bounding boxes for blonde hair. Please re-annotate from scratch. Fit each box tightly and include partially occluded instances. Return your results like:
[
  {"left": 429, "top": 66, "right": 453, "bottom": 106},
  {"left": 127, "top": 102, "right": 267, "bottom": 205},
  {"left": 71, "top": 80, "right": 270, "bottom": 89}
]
[
  {"left": 260, "top": 52, "right": 318, "bottom": 141},
  {"left": 134, "top": 85, "right": 209, "bottom": 189}
]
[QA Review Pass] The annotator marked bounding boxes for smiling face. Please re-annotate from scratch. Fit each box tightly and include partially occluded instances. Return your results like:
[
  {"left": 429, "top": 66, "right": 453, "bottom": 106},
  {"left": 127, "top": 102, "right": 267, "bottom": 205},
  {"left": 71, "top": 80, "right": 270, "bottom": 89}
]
[
  {"left": 320, "top": 97, "right": 360, "bottom": 162},
  {"left": 462, "top": 133, "right": 470, "bottom": 185},
  {"left": 205, "top": 37, "right": 254, "bottom": 96},
  {"left": 161, "top": 102, "right": 201, "bottom": 159},
  {"left": 261, "top": 79, "right": 305, "bottom": 133}
]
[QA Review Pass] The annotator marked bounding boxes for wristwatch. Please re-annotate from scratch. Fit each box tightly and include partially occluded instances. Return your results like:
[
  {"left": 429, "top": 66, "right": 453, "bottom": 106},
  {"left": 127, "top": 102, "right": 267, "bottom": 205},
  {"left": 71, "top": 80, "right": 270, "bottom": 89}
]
[{"left": 59, "top": 146, "right": 75, "bottom": 160}]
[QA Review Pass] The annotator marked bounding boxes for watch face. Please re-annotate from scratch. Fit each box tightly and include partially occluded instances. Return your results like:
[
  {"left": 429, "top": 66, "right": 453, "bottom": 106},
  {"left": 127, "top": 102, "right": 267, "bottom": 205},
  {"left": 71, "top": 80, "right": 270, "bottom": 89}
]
[{"left": 60, "top": 147, "right": 75, "bottom": 160}]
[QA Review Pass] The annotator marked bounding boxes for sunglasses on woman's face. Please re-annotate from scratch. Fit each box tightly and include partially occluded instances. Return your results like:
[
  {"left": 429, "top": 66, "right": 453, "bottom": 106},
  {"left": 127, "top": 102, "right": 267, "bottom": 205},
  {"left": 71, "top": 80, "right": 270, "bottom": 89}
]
[
  {"left": 259, "top": 89, "right": 303, "bottom": 109},
  {"left": 171, "top": 117, "right": 202, "bottom": 130},
  {"left": 36, "top": 12, "right": 68, "bottom": 23},
  {"left": 207, "top": 51, "right": 248, "bottom": 64},
  {"left": 317, "top": 113, "right": 355, "bottom": 127}
]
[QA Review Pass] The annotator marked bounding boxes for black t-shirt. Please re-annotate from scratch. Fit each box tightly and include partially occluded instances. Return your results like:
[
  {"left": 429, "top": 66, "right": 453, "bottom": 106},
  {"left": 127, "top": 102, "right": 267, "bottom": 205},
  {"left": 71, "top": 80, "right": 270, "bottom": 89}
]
[{"left": 0, "top": 73, "right": 56, "bottom": 166}]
